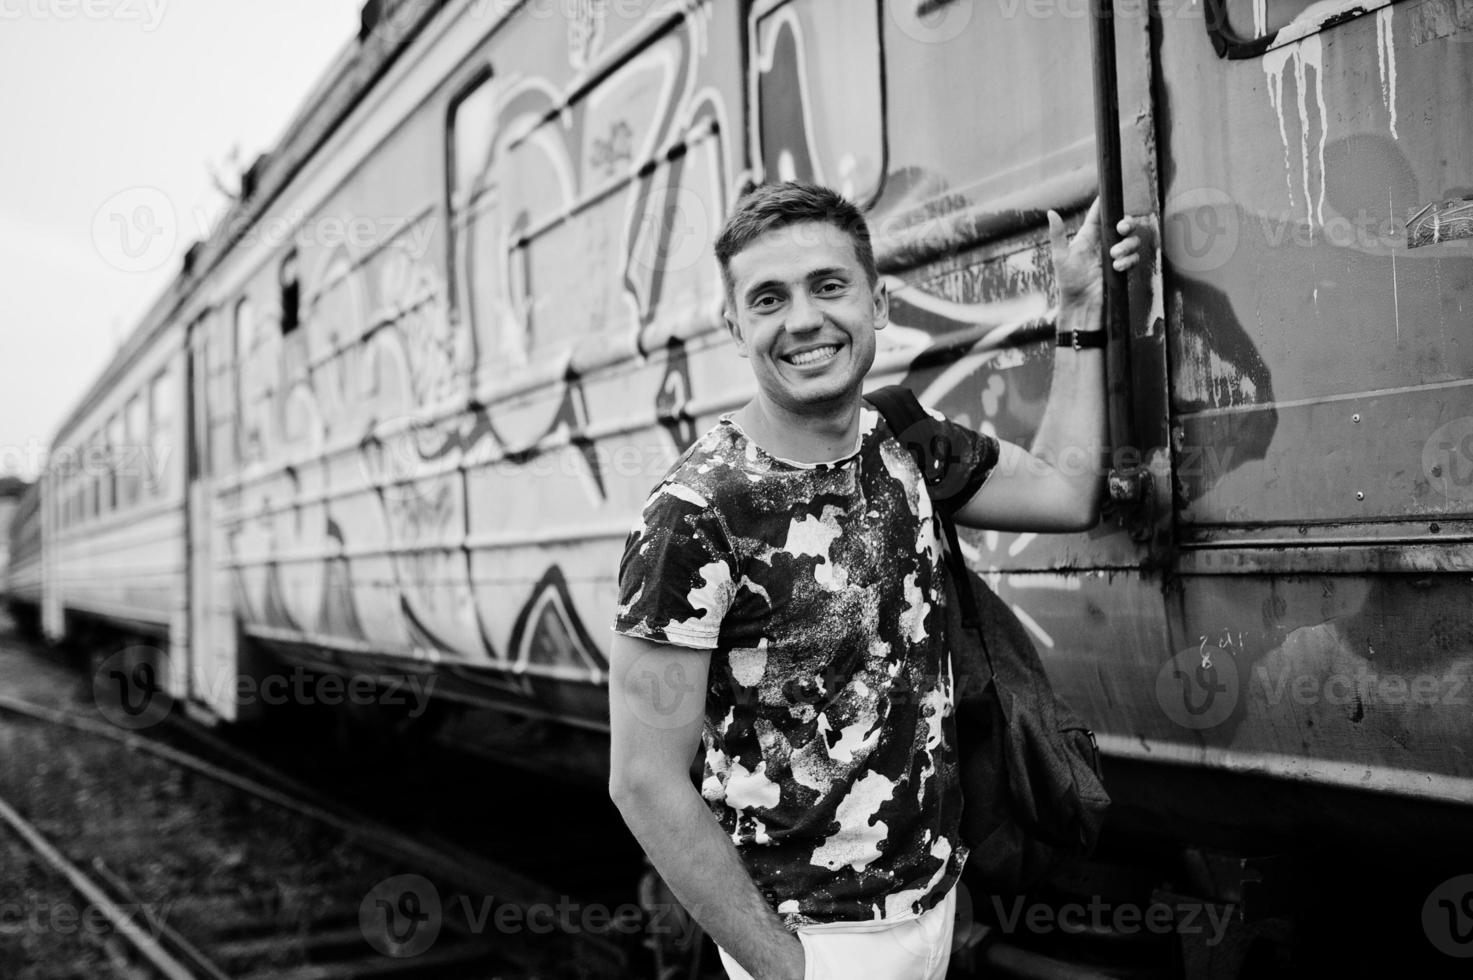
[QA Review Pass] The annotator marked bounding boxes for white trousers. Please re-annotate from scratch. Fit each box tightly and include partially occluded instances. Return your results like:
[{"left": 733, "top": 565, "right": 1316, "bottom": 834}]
[{"left": 718, "top": 885, "right": 957, "bottom": 980}]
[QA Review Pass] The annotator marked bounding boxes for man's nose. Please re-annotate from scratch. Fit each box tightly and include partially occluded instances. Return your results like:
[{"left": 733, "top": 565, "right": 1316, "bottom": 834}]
[{"left": 785, "top": 292, "right": 823, "bottom": 332}]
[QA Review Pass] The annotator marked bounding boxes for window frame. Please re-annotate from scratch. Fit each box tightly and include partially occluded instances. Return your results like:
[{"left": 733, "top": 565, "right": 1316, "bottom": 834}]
[
  {"left": 106, "top": 413, "right": 123, "bottom": 514},
  {"left": 148, "top": 368, "right": 174, "bottom": 498},
  {"left": 444, "top": 62, "right": 497, "bottom": 327},
  {"left": 278, "top": 249, "right": 301, "bottom": 336},
  {"left": 124, "top": 392, "right": 146, "bottom": 509},
  {"left": 745, "top": 0, "right": 891, "bottom": 211}
]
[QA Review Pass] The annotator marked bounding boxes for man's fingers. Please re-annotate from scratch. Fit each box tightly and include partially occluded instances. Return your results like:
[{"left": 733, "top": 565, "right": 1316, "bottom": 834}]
[
  {"left": 1081, "top": 195, "right": 1103, "bottom": 229},
  {"left": 1070, "top": 197, "right": 1103, "bottom": 253},
  {"left": 1047, "top": 208, "right": 1067, "bottom": 258}
]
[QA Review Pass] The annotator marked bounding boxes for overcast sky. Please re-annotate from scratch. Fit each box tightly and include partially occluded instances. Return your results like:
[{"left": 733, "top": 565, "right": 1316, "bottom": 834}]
[{"left": 0, "top": 0, "right": 365, "bottom": 480}]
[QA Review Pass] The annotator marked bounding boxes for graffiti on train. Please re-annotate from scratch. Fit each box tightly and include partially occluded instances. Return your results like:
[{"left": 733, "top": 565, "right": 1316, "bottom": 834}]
[{"left": 221, "top": 21, "right": 741, "bottom": 676}]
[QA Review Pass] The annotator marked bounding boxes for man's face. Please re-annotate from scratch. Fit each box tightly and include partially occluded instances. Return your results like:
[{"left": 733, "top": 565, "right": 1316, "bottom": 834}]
[{"left": 723, "top": 220, "right": 887, "bottom": 416}]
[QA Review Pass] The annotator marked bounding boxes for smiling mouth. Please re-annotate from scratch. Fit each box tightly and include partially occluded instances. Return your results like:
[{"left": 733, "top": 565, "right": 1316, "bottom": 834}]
[{"left": 783, "top": 345, "right": 841, "bottom": 367}]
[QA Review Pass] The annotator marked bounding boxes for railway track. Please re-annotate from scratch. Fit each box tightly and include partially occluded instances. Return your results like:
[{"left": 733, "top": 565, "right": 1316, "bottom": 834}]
[{"left": 0, "top": 660, "right": 632, "bottom": 979}]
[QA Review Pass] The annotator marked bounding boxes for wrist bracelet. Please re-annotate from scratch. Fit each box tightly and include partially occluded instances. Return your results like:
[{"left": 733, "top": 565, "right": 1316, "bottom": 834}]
[{"left": 1056, "top": 329, "right": 1108, "bottom": 351}]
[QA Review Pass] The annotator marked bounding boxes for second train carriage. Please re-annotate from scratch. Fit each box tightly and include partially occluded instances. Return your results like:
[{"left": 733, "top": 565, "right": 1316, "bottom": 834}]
[
  {"left": 5, "top": 0, "right": 1472, "bottom": 970},
  {"left": 28, "top": 284, "right": 189, "bottom": 685}
]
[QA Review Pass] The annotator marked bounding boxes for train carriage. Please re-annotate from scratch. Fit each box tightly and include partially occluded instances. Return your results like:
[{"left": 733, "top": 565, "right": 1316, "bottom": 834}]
[
  {"left": 28, "top": 290, "right": 188, "bottom": 690},
  {"left": 5, "top": 0, "right": 1471, "bottom": 972}
]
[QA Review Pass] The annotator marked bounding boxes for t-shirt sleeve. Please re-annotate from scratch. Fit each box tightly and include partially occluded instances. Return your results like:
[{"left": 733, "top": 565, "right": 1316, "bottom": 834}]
[
  {"left": 920, "top": 407, "right": 1001, "bottom": 518},
  {"left": 614, "top": 481, "right": 736, "bottom": 650}
]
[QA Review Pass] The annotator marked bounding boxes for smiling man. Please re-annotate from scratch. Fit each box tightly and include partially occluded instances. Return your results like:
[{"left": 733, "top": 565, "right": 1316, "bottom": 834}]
[{"left": 609, "top": 181, "right": 1139, "bottom": 980}]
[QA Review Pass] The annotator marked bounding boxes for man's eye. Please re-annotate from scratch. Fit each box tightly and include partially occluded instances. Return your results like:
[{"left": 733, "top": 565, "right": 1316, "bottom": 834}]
[
  {"left": 751, "top": 295, "right": 780, "bottom": 311},
  {"left": 817, "top": 280, "right": 845, "bottom": 294}
]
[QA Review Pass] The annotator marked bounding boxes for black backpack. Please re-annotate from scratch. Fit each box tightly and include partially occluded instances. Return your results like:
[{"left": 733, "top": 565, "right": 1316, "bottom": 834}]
[{"left": 866, "top": 384, "right": 1110, "bottom": 893}]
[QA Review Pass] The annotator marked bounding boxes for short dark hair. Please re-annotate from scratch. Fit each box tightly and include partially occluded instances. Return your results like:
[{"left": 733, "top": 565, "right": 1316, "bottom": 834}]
[{"left": 714, "top": 181, "right": 876, "bottom": 304}]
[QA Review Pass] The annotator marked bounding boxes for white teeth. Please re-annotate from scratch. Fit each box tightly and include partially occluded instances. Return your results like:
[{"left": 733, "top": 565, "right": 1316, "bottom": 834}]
[{"left": 787, "top": 346, "right": 839, "bottom": 366}]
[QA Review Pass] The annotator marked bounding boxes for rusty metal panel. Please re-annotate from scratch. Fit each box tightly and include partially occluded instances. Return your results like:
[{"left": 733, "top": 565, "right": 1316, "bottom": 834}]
[
  {"left": 1165, "top": 571, "right": 1473, "bottom": 796},
  {"left": 1178, "top": 387, "right": 1473, "bottom": 524},
  {"left": 1029, "top": 563, "right": 1473, "bottom": 804},
  {"left": 1157, "top": 2, "right": 1473, "bottom": 536}
]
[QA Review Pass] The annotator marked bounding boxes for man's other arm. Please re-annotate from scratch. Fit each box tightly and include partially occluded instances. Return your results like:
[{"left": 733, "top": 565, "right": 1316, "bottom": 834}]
[{"left": 607, "top": 633, "right": 804, "bottom": 980}]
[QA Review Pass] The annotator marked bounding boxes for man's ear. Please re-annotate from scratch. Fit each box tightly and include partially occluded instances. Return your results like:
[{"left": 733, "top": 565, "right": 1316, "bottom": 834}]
[
  {"left": 872, "top": 279, "right": 889, "bottom": 331},
  {"left": 723, "top": 307, "right": 749, "bottom": 358}
]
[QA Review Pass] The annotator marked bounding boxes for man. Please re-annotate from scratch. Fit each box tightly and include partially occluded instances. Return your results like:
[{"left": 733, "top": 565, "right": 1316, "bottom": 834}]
[{"left": 609, "top": 182, "right": 1140, "bottom": 980}]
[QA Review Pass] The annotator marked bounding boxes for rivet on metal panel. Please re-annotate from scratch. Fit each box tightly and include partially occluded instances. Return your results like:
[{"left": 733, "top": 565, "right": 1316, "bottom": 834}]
[
  {"left": 1356, "top": 491, "right": 1365, "bottom": 501},
  {"left": 1352, "top": 414, "right": 1361, "bottom": 423}
]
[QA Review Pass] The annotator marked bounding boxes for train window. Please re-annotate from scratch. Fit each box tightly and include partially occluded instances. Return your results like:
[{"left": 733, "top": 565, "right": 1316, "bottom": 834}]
[
  {"left": 448, "top": 68, "right": 495, "bottom": 212},
  {"left": 481, "top": 99, "right": 588, "bottom": 365},
  {"left": 877, "top": 1, "right": 1095, "bottom": 240},
  {"left": 235, "top": 298, "right": 264, "bottom": 465},
  {"left": 1206, "top": 0, "right": 1397, "bottom": 55},
  {"left": 446, "top": 69, "right": 502, "bottom": 361},
  {"left": 125, "top": 394, "right": 146, "bottom": 508},
  {"left": 107, "top": 414, "right": 123, "bottom": 513},
  {"left": 750, "top": 0, "right": 885, "bottom": 205},
  {"left": 149, "top": 369, "right": 175, "bottom": 498},
  {"left": 89, "top": 432, "right": 101, "bottom": 520},
  {"left": 235, "top": 296, "right": 256, "bottom": 357},
  {"left": 279, "top": 250, "right": 301, "bottom": 335},
  {"left": 74, "top": 439, "right": 87, "bottom": 523},
  {"left": 147, "top": 380, "right": 159, "bottom": 497}
]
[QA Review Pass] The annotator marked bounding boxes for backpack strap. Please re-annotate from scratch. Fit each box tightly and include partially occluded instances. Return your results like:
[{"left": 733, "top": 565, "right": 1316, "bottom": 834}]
[{"left": 864, "top": 386, "right": 987, "bottom": 643}]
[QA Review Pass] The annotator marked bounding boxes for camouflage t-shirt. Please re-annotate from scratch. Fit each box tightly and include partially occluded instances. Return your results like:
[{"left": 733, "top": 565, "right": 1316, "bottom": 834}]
[{"left": 614, "top": 406, "right": 999, "bottom": 926}]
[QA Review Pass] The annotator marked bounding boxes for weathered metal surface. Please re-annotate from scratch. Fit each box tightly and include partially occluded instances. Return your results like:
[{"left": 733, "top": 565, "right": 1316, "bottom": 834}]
[
  {"left": 1159, "top": 2, "right": 1473, "bottom": 534},
  {"left": 1142, "top": 2, "right": 1473, "bottom": 799}
]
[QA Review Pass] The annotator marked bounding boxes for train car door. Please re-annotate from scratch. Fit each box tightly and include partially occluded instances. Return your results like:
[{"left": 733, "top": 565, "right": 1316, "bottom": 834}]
[
  {"left": 1143, "top": 2, "right": 1473, "bottom": 803},
  {"left": 186, "top": 311, "right": 239, "bottom": 722}
]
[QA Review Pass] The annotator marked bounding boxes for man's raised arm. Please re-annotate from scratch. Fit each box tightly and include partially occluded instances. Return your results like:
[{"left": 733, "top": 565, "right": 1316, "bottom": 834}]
[
  {"left": 607, "top": 633, "right": 804, "bottom": 980},
  {"left": 952, "top": 198, "right": 1140, "bottom": 532}
]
